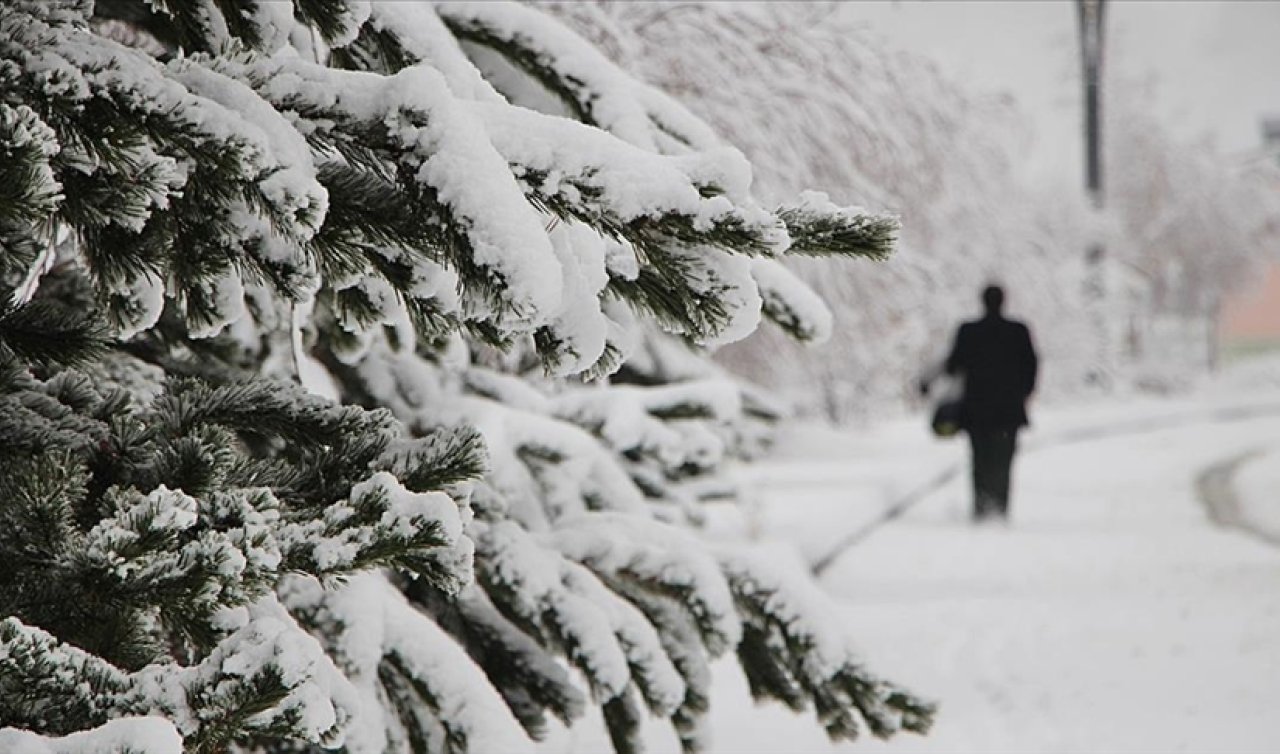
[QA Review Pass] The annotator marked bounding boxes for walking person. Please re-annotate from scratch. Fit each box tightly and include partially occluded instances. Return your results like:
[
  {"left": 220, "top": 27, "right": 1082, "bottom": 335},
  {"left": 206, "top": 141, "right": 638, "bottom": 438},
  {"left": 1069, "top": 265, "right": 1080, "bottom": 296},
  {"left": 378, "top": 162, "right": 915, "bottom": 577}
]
[{"left": 925, "top": 284, "right": 1038, "bottom": 522}]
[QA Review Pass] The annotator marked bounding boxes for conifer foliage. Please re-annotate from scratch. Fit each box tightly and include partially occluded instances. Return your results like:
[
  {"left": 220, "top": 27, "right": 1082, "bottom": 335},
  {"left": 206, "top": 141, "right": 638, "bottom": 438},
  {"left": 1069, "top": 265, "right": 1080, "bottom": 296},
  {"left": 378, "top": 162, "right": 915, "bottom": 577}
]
[{"left": 0, "top": 1, "right": 933, "bottom": 752}]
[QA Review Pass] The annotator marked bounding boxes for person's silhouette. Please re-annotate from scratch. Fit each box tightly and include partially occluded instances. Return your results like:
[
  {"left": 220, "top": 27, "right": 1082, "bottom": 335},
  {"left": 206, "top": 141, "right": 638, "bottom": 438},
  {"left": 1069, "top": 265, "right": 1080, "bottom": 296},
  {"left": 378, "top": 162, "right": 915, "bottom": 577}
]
[{"left": 938, "top": 285, "right": 1038, "bottom": 521}]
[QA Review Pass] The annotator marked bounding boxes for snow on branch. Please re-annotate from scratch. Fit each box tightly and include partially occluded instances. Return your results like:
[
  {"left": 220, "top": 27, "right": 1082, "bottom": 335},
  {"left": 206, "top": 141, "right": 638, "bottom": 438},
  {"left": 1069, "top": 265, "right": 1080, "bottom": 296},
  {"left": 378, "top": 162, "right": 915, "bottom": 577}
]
[
  {"left": 0, "top": 603, "right": 361, "bottom": 751},
  {"left": 551, "top": 513, "right": 742, "bottom": 657},
  {"left": 208, "top": 51, "right": 564, "bottom": 331},
  {"left": 349, "top": 2, "right": 506, "bottom": 103},
  {"left": 282, "top": 572, "right": 534, "bottom": 754},
  {"left": 752, "top": 258, "right": 836, "bottom": 344},
  {"left": 778, "top": 191, "right": 899, "bottom": 261},
  {"left": 719, "top": 548, "right": 936, "bottom": 742},
  {"left": 436, "top": 0, "right": 720, "bottom": 154},
  {"left": 474, "top": 101, "right": 785, "bottom": 258},
  {"left": 0, "top": 3, "right": 935, "bottom": 752}
]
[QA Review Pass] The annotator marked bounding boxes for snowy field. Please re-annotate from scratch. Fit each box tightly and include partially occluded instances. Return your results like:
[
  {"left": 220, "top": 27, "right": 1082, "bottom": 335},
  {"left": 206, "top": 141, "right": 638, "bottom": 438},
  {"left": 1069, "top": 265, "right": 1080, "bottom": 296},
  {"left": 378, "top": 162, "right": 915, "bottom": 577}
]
[{"left": 554, "top": 369, "right": 1280, "bottom": 753}]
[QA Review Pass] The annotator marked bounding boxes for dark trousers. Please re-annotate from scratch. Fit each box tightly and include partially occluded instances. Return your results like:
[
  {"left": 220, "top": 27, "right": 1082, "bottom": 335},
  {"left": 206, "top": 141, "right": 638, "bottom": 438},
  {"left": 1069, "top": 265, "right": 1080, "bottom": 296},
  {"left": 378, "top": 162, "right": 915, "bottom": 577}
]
[{"left": 968, "top": 429, "right": 1018, "bottom": 520}]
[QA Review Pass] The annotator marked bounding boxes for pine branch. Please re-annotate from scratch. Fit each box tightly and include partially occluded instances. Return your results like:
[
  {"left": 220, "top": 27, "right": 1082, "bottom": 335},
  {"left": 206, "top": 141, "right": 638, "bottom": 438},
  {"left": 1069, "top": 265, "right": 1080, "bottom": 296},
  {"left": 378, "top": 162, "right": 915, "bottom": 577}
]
[
  {"left": 720, "top": 551, "right": 938, "bottom": 742},
  {"left": 406, "top": 581, "right": 587, "bottom": 739},
  {"left": 439, "top": 12, "right": 594, "bottom": 126},
  {"left": 374, "top": 427, "right": 489, "bottom": 493},
  {"left": 778, "top": 201, "right": 899, "bottom": 260},
  {"left": 0, "top": 298, "right": 109, "bottom": 368},
  {"left": 0, "top": 104, "right": 62, "bottom": 269}
]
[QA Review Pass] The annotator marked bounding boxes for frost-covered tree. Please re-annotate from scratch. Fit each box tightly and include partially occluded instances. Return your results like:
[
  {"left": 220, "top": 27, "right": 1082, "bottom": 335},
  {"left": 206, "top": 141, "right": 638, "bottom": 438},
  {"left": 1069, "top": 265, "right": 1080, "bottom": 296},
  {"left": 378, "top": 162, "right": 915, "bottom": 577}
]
[
  {"left": 1106, "top": 78, "right": 1280, "bottom": 372},
  {"left": 0, "top": 1, "right": 932, "bottom": 753}
]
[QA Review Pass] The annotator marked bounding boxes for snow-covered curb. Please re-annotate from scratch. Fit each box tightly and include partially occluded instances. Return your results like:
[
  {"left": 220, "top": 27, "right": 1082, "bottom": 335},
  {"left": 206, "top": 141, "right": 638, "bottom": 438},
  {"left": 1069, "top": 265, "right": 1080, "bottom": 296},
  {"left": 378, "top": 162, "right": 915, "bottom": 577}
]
[{"left": 1233, "top": 447, "right": 1280, "bottom": 543}]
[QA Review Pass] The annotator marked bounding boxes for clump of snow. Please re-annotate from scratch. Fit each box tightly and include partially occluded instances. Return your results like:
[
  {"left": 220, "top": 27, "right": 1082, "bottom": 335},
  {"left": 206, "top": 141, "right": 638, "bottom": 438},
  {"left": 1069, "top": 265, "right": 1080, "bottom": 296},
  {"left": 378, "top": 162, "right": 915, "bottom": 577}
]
[
  {"left": 542, "top": 223, "right": 611, "bottom": 374},
  {"left": 463, "top": 366, "right": 551, "bottom": 414},
  {"left": 279, "top": 471, "right": 472, "bottom": 582},
  {"left": 132, "top": 596, "right": 360, "bottom": 745},
  {"left": 559, "top": 560, "right": 687, "bottom": 715},
  {"left": 466, "top": 396, "right": 648, "bottom": 522},
  {"left": 790, "top": 189, "right": 867, "bottom": 221},
  {"left": 476, "top": 520, "right": 633, "bottom": 699},
  {"left": 290, "top": 298, "right": 341, "bottom": 401},
  {"left": 113, "top": 272, "right": 167, "bottom": 340},
  {"left": 675, "top": 245, "right": 763, "bottom": 347},
  {"left": 364, "top": 3, "right": 506, "bottom": 104},
  {"left": 751, "top": 258, "right": 834, "bottom": 343},
  {"left": 602, "top": 238, "right": 640, "bottom": 281},
  {"left": 552, "top": 379, "right": 740, "bottom": 469},
  {"left": 84, "top": 486, "right": 200, "bottom": 576},
  {"left": 718, "top": 546, "right": 853, "bottom": 682},
  {"left": 185, "top": 267, "right": 246, "bottom": 339}
]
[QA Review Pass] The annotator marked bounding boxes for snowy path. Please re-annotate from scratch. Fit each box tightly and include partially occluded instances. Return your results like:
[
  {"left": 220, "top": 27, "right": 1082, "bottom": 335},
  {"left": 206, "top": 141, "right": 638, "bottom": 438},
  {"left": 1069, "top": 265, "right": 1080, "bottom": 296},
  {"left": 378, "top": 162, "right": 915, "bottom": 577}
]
[{"left": 706, "top": 408, "right": 1280, "bottom": 753}]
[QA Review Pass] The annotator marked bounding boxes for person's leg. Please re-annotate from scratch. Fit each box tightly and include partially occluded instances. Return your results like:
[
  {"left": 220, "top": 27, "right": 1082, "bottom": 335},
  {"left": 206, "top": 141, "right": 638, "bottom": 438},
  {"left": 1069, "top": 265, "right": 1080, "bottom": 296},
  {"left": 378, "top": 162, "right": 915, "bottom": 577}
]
[
  {"left": 992, "top": 429, "right": 1018, "bottom": 518},
  {"left": 969, "top": 430, "right": 994, "bottom": 520}
]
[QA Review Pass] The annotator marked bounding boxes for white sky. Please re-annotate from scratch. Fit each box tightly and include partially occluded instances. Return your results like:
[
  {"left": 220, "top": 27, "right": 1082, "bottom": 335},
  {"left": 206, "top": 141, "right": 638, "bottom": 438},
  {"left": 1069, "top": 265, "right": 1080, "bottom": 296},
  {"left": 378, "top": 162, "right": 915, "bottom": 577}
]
[{"left": 843, "top": 0, "right": 1280, "bottom": 183}]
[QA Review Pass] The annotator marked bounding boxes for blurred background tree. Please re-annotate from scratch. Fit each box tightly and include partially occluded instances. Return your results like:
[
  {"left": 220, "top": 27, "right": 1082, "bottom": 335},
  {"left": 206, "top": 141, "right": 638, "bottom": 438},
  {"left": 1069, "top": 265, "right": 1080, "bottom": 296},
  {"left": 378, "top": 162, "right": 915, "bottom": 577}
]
[{"left": 550, "top": 1, "right": 1280, "bottom": 421}]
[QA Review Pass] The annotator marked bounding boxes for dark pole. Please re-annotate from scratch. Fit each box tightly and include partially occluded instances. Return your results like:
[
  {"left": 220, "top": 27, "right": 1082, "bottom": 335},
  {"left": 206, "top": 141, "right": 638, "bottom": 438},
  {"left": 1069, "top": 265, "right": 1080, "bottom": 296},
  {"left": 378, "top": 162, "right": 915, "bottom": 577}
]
[
  {"left": 1077, "top": 0, "right": 1108, "bottom": 383},
  {"left": 1078, "top": 0, "right": 1106, "bottom": 211}
]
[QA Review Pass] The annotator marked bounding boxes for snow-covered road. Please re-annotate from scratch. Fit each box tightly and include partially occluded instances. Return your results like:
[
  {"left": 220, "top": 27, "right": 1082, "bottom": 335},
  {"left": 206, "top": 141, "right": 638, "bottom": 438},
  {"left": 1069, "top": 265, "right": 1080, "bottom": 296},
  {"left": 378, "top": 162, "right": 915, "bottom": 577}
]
[{"left": 706, "top": 399, "right": 1280, "bottom": 753}]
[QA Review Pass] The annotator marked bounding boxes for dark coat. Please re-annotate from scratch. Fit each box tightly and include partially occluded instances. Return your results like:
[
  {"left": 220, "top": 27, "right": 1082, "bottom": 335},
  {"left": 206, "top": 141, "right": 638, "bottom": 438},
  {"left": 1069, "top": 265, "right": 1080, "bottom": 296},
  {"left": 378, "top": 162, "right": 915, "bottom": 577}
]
[{"left": 945, "top": 314, "right": 1038, "bottom": 431}]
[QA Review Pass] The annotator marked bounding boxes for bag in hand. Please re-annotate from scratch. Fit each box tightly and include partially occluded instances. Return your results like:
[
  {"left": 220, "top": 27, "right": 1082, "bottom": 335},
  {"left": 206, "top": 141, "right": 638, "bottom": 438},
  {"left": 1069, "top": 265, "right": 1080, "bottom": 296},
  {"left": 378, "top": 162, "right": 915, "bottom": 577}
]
[
  {"left": 930, "top": 399, "right": 962, "bottom": 438},
  {"left": 925, "top": 371, "right": 963, "bottom": 438}
]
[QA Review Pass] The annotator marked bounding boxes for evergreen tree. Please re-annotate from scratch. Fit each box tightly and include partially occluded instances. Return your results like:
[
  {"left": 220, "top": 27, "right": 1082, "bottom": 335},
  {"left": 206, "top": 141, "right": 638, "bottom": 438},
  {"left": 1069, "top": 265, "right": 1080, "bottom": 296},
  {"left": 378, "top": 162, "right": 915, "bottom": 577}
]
[{"left": 0, "top": 2, "right": 933, "bottom": 752}]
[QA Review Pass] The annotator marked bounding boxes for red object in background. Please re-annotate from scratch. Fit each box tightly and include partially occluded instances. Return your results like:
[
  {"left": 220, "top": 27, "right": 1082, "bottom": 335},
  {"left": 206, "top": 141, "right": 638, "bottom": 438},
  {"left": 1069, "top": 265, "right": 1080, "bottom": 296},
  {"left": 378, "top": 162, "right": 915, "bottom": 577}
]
[{"left": 1221, "top": 263, "right": 1280, "bottom": 344}]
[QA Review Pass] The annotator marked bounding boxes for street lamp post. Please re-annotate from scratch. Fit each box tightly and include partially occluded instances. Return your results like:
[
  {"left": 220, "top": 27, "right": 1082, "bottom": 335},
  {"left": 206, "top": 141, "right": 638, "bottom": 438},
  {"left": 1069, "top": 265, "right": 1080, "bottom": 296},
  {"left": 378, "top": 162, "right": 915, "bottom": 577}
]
[
  {"left": 1078, "top": 0, "right": 1106, "bottom": 210},
  {"left": 1077, "top": 0, "right": 1109, "bottom": 383}
]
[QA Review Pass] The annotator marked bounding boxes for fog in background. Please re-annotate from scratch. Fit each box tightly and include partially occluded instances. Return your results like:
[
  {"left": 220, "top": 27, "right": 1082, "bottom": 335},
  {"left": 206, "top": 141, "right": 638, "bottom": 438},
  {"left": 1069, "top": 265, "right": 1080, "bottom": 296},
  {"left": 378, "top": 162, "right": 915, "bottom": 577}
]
[{"left": 852, "top": 0, "right": 1280, "bottom": 179}]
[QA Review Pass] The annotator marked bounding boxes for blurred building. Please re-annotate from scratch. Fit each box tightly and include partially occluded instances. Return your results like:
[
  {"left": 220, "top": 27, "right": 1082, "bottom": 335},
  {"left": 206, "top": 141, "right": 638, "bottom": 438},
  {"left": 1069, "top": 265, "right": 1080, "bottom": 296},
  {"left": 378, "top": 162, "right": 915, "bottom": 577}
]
[
  {"left": 1221, "top": 264, "right": 1280, "bottom": 355},
  {"left": 1218, "top": 116, "right": 1280, "bottom": 357}
]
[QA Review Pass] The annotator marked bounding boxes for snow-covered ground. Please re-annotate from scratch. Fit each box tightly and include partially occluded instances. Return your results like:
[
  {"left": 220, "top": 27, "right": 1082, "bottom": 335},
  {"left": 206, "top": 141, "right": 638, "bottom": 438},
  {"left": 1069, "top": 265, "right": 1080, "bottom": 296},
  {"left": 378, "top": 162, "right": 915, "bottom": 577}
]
[
  {"left": 548, "top": 365, "right": 1280, "bottom": 753},
  {"left": 1236, "top": 449, "right": 1280, "bottom": 544},
  {"left": 699, "top": 375, "right": 1280, "bottom": 753}
]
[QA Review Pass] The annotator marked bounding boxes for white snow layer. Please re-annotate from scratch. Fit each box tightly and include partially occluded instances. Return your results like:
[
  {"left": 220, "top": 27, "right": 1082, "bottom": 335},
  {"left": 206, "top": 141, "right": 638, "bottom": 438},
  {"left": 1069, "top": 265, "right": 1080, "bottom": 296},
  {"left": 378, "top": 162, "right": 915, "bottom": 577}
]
[
  {"left": 713, "top": 386, "right": 1280, "bottom": 753},
  {"left": 0, "top": 718, "right": 183, "bottom": 754},
  {"left": 130, "top": 596, "right": 360, "bottom": 745}
]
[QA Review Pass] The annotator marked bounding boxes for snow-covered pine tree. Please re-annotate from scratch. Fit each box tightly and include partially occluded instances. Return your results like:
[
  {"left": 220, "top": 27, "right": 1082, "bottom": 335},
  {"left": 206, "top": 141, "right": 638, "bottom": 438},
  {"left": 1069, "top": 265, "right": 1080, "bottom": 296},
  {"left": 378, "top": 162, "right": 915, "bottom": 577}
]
[{"left": 0, "top": 2, "right": 933, "bottom": 752}]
